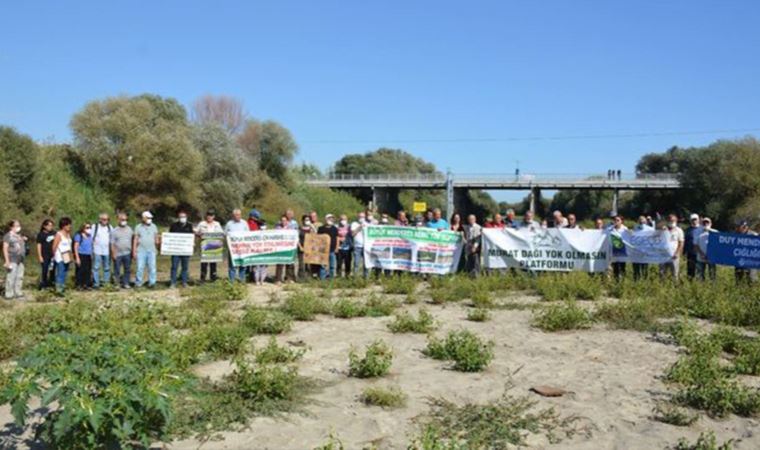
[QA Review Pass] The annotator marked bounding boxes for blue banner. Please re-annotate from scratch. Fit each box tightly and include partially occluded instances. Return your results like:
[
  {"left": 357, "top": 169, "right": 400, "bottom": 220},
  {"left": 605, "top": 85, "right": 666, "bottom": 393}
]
[{"left": 707, "top": 232, "right": 760, "bottom": 268}]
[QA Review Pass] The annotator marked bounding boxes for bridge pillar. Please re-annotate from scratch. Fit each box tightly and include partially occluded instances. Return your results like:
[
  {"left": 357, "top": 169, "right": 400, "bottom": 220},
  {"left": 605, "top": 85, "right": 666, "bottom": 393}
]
[
  {"left": 371, "top": 187, "right": 401, "bottom": 214},
  {"left": 445, "top": 170, "right": 454, "bottom": 219},
  {"left": 611, "top": 189, "right": 619, "bottom": 216},
  {"left": 529, "top": 187, "right": 540, "bottom": 213}
]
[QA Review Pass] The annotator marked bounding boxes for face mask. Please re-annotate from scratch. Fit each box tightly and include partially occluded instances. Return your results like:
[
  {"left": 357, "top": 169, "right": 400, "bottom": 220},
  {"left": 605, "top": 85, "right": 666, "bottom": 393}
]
[
  {"left": 367, "top": 215, "right": 374, "bottom": 221},
  {"left": 327, "top": 220, "right": 334, "bottom": 226},
  {"left": 381, "top": 219, "right": 388, "bottom": 224},
  {"left": 146, "top": 219, "right": 153, "bottom": 225},
  {"left": 340, "top": 220, "right": 347, "bottom": 226},
  {"left": 668, "top": 222, "right": 676, "bottom": 228},
  {"left": 358, "top": 216, "right": 365, "bottom": 222},
  {"left": 179, "top": 217, "right": 187, "bottom": 224},
  {"left": 14, "top": 226, "right": 21, "bottom": 234},
  {"left": 120, "top": 221, "right": 128, "bottom": 227},
  {"left": 304, "top": 220, "right": 312, "bottom": 226},
  {"left": 84, "top": 228, "right": 91, "bottom": 235}
]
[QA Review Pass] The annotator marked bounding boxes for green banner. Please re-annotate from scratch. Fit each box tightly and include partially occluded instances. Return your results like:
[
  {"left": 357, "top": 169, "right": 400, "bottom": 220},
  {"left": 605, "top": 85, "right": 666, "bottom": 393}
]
[{"left": 227, "top": 230, "right": 299, "bottom": 267}]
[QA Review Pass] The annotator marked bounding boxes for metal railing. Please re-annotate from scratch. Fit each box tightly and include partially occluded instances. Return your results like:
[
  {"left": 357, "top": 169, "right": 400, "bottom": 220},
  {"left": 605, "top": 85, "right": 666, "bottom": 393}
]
[{"left": 307, "top": 172, "right": 680, "bottom": 182}]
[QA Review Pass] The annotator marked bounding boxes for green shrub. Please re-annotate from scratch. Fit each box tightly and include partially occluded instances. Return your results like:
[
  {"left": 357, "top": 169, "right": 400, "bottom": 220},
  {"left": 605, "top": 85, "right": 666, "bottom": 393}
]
[
  {"left": 594, "top": 298, "right": 673, "bottom": 331},
  {"left": 652, "top": 402, "right": 698, "bottom": 427},
  {"left": 255, "top": 337, "right": 305, "bottom": 365},
  {"left": 0, "top": 332, "right": 187, "bottom": 449},
  {"left": 671, "top": 431, "right": 734, "bottom": 450},
  {"left": 230, "top": 361, "right": 301, "bottom": 403},
  {"left": 241, "top": 308, "right": 293, "bottom": 334},
  {"left": 202, "top": 324, "right": 249, "bottom": 358},
  {"left": 0, "top": 319, "right": 13, "bottom": 360},
  {"left": 382, "top": 275, "right": 418, "bottom": 295},
  {"left": 733, "top": 339, "right": 760, "bottom": 376},
  {"left": 532, "top": 301, "right": 593, "bottom": 332},
  {"left": 332, "top": 298, "right": 368, "bottom": 318},
  {"left": 360, "top": 385, "right": 407, "bottom": 409},
  {"left": 470, "top": 289, "right": 494, "bottom": 309},
  {"left": 709, "top": 326, "right": 747, "bottom": 354},
  {"left": 282, "top": 291, "right": 332, "bottom": 321},
  {"left": 424, "top": 330, "right": 494, "bottom": 372},
  {"left": 365, "top": 294, "right": 399, "bottom": 317},
  {"left": 348, "top": 340, "right": 393, "bottom": 378},
  {"left": 535, "top": 273, "right": 602, "bottom": 302},
  {"left": 466, "top": 308, "right": 491, "bottom": 322},
  {"left": 185, "top": 281, "right": 247, "bottom": 302},
  {"left": 387, "top": 309, "right": 436, "bottom": 334}
]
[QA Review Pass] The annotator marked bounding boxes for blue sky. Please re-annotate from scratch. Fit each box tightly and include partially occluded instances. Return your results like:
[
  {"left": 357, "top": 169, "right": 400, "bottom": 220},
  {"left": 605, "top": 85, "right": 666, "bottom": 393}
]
[{"left": 2, "top": 1, "right": 759, "bottom": 201}]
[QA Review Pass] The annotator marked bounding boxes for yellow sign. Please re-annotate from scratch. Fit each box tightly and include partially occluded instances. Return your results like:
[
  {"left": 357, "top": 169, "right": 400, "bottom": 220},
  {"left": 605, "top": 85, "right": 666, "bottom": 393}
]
[{"left": 413, "top": 202, "right": 427, "bottom": 213}]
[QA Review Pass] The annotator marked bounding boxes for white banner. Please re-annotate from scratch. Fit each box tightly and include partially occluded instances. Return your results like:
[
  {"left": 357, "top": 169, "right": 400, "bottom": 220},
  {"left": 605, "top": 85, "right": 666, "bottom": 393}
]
[
  {"left": 160, "top": 233, "right": 195, "bottom": 256},
  {"left": 610, "top": 229, "right": 676, "bottom": 264},
  {"left": 482, "top": 228, "right": 610, "bottom": 272},
  {"left": 363, "top": 226, "right": 463, "bottom": 275}
]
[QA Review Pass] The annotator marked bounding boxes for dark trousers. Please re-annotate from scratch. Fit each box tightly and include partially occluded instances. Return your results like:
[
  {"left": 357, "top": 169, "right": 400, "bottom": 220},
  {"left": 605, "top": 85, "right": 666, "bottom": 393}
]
[
  {"left": 632, "top": 263, "right": 648, "bottom": 281},
  {"left": 114, "top": 255, "right": 131, "bottom": 287},
  {"left": 465, "top": 252, "right": 481, "bottom": 277},
  {"left": 39, "top": 257, "right": 55, "bottom": 289},
  {"left": 612, "top": 262, "right": 626, "bottom": 280},
  {"left": 75, "top": 254, "right": 93, "bottom": 288},
  {"left": 686, "top": 255, "right": 697, "bottom": 280},
  {"left": 337, "top": 249, "right": 352, "bottom": 277},
  {"left": 200, "top": 262, "right": 218, "bottom": 282},
  {"left": 696, "top": 261, "right": 716, "bottom": 281},
  {"left": 171, "top": 255, "right": 190, "bottom": 286}
]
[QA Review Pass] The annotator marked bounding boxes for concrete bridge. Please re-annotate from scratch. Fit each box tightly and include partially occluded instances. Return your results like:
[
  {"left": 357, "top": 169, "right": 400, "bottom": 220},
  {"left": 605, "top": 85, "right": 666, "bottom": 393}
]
[{"left": 305, "top": 172, "right": 681, "bottom": 218}]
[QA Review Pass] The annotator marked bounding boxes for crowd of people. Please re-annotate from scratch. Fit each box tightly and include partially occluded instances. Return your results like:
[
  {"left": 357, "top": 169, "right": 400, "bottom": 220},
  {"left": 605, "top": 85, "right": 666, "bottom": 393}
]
[{"left": 2, "top": 206, "right": 757, "bottom": 301}]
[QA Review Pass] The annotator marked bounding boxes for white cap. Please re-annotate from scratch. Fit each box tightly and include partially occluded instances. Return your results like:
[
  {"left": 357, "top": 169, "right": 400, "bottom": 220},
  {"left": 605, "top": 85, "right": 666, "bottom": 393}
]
[
  {"left": 142, "top": 211, "right": 154, "bottom": 219},
  {"left": 689, "top": 213, "right": 699, "bottom": 221}
]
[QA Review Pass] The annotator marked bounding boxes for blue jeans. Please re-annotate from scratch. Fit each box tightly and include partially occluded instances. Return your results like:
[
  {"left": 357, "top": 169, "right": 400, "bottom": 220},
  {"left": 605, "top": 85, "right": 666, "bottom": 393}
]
[
  {"left": 135, "top": 249, "right": 156, "bottom": 287},
  {"left": 55, "top": 261, "right": 69, "bottom": 293},
  {"left": 353, "top": 246, "right": 367, "bottom": 278},
  {"left": 39, "top": 257, "right": 55, "bottom": 289},
  {"left": 320, "top": 253, "right": 337, "bottom": 280},
  {"left": 228, "top": 254, "right": 246, "bottom": 282},
  {"left": 92, "top": 254, "right": 111, "bottom": 287},
  {"left": 170, "top": 255, "right": 190, "bottom": 286},
  {"left": 114, "top": 255, "right": 131, "bottom": 287}
]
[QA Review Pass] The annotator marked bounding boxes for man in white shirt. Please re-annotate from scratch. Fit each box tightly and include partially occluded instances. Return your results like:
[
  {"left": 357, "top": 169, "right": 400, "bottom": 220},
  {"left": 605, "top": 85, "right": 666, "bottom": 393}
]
[
  {"left": 91, "top": 213, "right": 113, "bottom": 288},
  {"left": 696, "top": 217, "right": 717, "bottom": 281},
  {"left": 350, "top": 210, "right": 376, "bottom": 278},
  {"left": 660, "top": 213, "right": 685, "bottom": 280},
  {"left": 196, "top": 210, "right": 223, "bottom": 282},
  {"left": 224, "top": 208, "right": 249, "bottom": 282}
]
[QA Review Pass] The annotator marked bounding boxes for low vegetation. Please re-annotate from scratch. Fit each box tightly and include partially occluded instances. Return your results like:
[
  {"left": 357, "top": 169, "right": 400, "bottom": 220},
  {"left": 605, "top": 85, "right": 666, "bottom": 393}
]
[
  {"left": 424, "top": 330, "right": 494, "bottom": 372},
  {"left": 348, "top": 340, "right": 394, "bottom": 378},
  {"left": 359, "top": 385, "right": 408, "bottom": 409},
  {"left": 670, "top": 432, "right": 734, "bottom": 450},
  {"left": 532, "top": 301, "right": 593, "bottom": 332},
  {"left": 387, "top": 309, "right": 436, "bottom": 334}
]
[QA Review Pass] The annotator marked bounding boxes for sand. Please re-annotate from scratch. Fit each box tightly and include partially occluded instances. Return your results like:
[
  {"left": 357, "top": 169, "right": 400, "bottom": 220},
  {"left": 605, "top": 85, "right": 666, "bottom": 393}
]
[{"left": 3, "top": 285, "right": 760, "bottom": 449}]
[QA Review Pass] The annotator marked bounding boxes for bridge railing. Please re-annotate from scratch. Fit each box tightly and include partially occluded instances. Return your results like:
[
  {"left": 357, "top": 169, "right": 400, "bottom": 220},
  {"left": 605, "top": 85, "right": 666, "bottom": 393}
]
[{"left": 307, "top": 172, "right": 680, "bottom": 182}]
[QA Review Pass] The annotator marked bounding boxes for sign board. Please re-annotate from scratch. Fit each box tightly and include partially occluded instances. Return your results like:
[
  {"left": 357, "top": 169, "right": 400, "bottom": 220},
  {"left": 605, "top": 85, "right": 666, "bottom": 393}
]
[
  {"left": 160, "top": 233, "right": 195, "bottom": 256},
  {"left": 303, "top": 233, "right": 331, "bottom": 266},
  {"left": 707, "top": 232, "right": 760, "bottom": 269},
  {"left": 227, "top": 230, "right": 298, "bottom": 267},
  {"left": 363, "top": 225, "right": 463, "bottom": 274},
  {"left": 200, "top": 232, "right": 225, "bottom": 263},
  {"left": 413, "top": 202, "right": 427, "bottom": 213}
]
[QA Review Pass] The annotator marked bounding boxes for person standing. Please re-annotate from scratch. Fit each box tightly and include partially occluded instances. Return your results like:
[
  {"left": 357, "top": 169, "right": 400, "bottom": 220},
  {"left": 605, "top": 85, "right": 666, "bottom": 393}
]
[
  {"left": 463, "top": 214, "right": 482, "bottom": 277},
  {"left": 660, "top": 213, "right": 685, "bottom": 281},
  {"left": 3, "top": 220, "right": 27, "bottom": 300},
  {"left": 684, "top": 213, "right": 702, "bottom": 280},
  {"left": 566, "top": 214, "right": 581, "bottom": 230},
  {"left": 552, "top": 210, "right": 569, "bottom": 228},
  {"left": 51, "top": 217, "right": 73, "bottom": 294},
  {"left": 275, "top": 212, "right": 298, "bottom": 284},
  {"left": 195, "top": 210, "right": 223, "bottom": 282},
  {"left": 297, "top": 215, "right": 313, "bottom": 281},
  {"left": 318, "top": 214, "right": 339, "bottom": 280},
  {"left": 336, "top": 214, "right": 353, "bottom": 278},
  {"left": 609, "top": 215, "right": 628, "bottom": 281},
  {"left": 505, "top": 209, "right": 517, "bottom": 228},
  {"left": 91, "top": 213, "right": 113, "bottom": 288},
  {"left": 110, "top": 213, "right": 134, "bottom": 289},
  {"left": 450, "top": 213, "right": 466, "bottom": 273},
  {"left": 395, "top": 210, "right": 410, "bottom": 227},
  {"left": 490, "top": 213, "right": 506, "bottom": 229},
  {"left": 519, "top": 211, "right": 540, "bottom": 232},
  {"left": 426, "top": 208, "right": 449, "bottom": 231},
  {"left": 73, "top": 222, "right": 94, "bottom": 290},
  {"left": 696, "top": 217, "right": 717, "bottom": 281},
  {"left": 735, "top": 220, "right": 757, "bottom": 284},
  {"left": 632, "top": 215, "right": 653, "bottom": 281},
  {"left": 247, "top": 210, "right": 268, "bottom": 285},
  {"left": 350, "top": 211, "right": 373, "bottom": 278},
  {"left": 133, "top": 211, "right": 159, "bottom": 289},
  {"left": 169, "top": 211, "right": 193, "bottom": 288},
  {"left": 225, "top": 208, "right": 249, "bottom": 282},
  {"left": 36, "top": 219, "right": 56, "bottom": 290}
]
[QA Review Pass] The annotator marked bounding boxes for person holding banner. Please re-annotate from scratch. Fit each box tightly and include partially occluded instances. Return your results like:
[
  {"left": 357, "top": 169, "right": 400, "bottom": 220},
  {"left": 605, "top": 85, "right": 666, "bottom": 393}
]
[
  {"left": 519, "top": 211, "right": 540, "bottom": 232},
  {"left": 336, "top": 214, "right": 353, "bottom": 278},
  {"left": 169, "top": 211, "right": 194, "bottom": 288},
  {"left": 134, "top": 211, "right": 160, "bottom": 289},
  {"left": 350, "top": 211, "right": 374, "bottom": 278},
  {"left": 660, "top": 214, "right": 685, "bottom": 281},
  {"left": 275, "top": 214, "right": 298, "bottom": 283},
  {"left": 609, "top": 215, "right": 628, "bottom": 280},
  {"left": 427, "top": 208, "right": 449, "bottom": 231},
  {"left": 195, "top": 210, "right": 223, "bottom": 282},
  {"left": 632, "top": 216, "right": 653, "bottom": 280},
  {"left": 298, "top": 215, "right": 313, "bottom": 280},
  {"left": 225, "top": 209, "right": 249, "bottom": 282},
  {"left": 464, "top": 214, "right": 482, "bottom": 277},
  {"left": 696, "top": 217, "right": 717, "bottom": 281},
  {"left": 734, "top": 220, "right": 758, "bottom": 284},
  {"left": 395, "top": 211, "right": 410, "bottom": 227},
  {"left": 684, "top": 214, "right": 702, "bottom": 280},
  {"left": 318, "top": 214, "right": 339, "bottom": 280}
]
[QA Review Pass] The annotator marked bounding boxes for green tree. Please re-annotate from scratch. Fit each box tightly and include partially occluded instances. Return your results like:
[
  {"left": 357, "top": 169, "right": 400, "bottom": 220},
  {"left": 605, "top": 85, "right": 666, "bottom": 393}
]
[
  {"left": 0, "top": 126, "right": 41, "bottom": 213},
  {"left": 70, "top": 94, "right": 203, "bottom": 218},
  {"left": 238, "top": 119, "right": 298, "bottom": 186}
]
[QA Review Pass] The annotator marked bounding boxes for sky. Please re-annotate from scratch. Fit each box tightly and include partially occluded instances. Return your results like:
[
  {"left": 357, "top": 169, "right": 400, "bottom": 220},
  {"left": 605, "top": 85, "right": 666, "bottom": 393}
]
[{"left": 2, "top": 1, "right": 759, "bottom": 201}]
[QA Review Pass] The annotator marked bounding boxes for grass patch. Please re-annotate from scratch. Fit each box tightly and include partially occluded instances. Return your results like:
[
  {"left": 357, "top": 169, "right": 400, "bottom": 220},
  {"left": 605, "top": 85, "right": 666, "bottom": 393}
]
[
  {"left": 331, "top": 298, "right": 368, "bottom": 319},
  {"left": 652, "top": 402, "right": 698, "bottom": 427},
  {"left": 535, "top": 273, "right": 602, "bottom": 302},
  {"left": 254, "top": 337, "right": 305, "bottom": 365},
  {"left": 360, "top": 385, "right": 407, "bottom": 409},
  {"left": 184, "top": 281, "right": 247, "bottom": 302},
  {"left": 670, "top": 431, "right": 734, "bottom": 450},
  {"left": 365, "top": 294, "right": 399, "bottom": 317},
  {"left": 424, "top": 330, "right": 494, "bottom": 372},
  {"left": 241, "top": 307, "right": 293, "bottom": 334},
  {"left": 466, "top": 308, "right": 491, "bottom": 322},
  {"left": 382, "top": 275, "right": 418, "bottom": 295},
  {"left": 387, "top": 309, "right": 436, "bottom": 334},
  {"left": 282, "top": 291, "right": 332, "bottom": 321},
  {"left": 348, "top": 340, "right": 393, "bottom": 378},
  {"left": 532, "top": 301, "right": 592, "bottom": 332}
]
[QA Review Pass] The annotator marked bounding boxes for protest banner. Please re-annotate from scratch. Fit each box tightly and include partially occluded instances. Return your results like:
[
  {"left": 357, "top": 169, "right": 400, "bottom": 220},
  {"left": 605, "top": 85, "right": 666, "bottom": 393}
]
[
  {"left": 363, "top": 225, "right": 463, "bottom": 274},
  {"left": 303, "top": 233, "right": 331, "bottom": 266},
  {"left": 200, "top": 232, "right": 225, "bottom": 263},
  {"left": 227, "top": 229, "right": 298, "bottom": 267},
  {"left": 482, "top": 228, "right": 609, "bottom": 272},
  {"left": 707, "top": 232, "right": 760, "bottom": 268},
  {"left": 610, "top": 229, "right": 676, "bottom": 264},
  {"left": 160, "top": 233, "right": 195, "bottom": 256}
]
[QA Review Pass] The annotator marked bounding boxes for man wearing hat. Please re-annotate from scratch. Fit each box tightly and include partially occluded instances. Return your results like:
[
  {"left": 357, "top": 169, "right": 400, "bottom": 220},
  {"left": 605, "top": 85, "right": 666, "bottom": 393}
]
[
  {"left": 133, "top": 211, "right": 160, "bottom": 288},
  {"left": 735, "top": 220, "right": 758, "bottom": 284},
  {"left": 684, "top": 213, "right": 702, "bottom": 280},
  {"left": 195, "top": 210, "right": 223, "bottom": 282},
  {"left": 247, "top": 209, "right": 263, "bottom": 231}
]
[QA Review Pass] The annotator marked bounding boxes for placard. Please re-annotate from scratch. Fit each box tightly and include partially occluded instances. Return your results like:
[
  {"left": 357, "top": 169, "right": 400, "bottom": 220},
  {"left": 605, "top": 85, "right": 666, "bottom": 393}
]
[
  {"left": 303, "top": 233, "right": 331, "bottom": 266},
  {"left": 160, "top": 233, "right": 195, "bottom": 256},
  {"left": 201, "top": 232, "right": 225, "bottom": 263}
]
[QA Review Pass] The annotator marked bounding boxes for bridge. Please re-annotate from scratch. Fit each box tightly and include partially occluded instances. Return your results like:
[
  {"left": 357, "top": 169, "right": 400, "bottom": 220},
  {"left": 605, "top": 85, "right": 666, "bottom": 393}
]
[{"left": 305, "top": 172, "right": 682, "bottom": 218}]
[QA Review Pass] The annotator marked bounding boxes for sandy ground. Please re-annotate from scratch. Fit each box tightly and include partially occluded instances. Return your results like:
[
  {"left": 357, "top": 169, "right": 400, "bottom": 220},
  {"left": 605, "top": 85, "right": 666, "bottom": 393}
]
[{"left": 2, "top": 284, "right": 760, "bottom": 449}]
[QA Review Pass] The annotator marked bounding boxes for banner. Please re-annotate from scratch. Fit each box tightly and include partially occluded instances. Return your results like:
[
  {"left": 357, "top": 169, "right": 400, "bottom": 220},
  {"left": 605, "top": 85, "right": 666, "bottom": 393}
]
[
  {"left": 363, "top": 226, "right": 463, "bottom": 274},
  {"left": 708, "top": 232, "right": 760, "bottom": 268},
  {"left": 610, "top": 229, "right": 676, "bottom": 264},
  {"left": 160, "top": 233, "right": 195, "bottom": 256},
  {"left": 200, "top": 232, "right": 225, "bottom": 263},
  {"left": 482, "top": 228, "right": 609, "bottom": 272},
  {"left": 227, "top": 230, "right": 298, "bottom": 267},
  {"left": 303, "top": 233, "right": 331, "bottom": 266}
]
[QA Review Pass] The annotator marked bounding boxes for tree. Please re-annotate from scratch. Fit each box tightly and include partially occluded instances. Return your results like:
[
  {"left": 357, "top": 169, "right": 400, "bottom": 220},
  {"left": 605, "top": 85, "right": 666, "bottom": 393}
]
[
  {"left": 332, "top": 148, "right": 438, "bottom": 175},
  {"left": 70, "top": 94, "right": 203, "bottom": 218},
  {"left": 238, "top": 119, "right": 298, "bottom": 185},
  {"left": 191, "top": 95, "right": 246, "bottom": 134},
  {"left": 0, "top": 126, "right": 40, "bottom": 213}
]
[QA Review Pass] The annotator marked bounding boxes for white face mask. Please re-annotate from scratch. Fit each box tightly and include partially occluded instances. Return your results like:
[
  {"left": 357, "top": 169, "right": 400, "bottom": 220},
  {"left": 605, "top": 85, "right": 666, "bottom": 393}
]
[
  {"left": 304, "top": 220, "right": 312, "bottom": 226},
  {"left": 146, "top": 219, "right": 153, "bottom": 225},
  {"left": 669, "top": 221, "right": 677, "bottom": 228},
  {"left": 326, "top": 220, "right": 335, "bottom": 226},
  {"left": 340, "top": 220, "right": 347, "bottom": 226},
  {"left": 120, "top": 221, "right": 128, "bottom": 227},
  {"left": 13, "top": 226, "right": 21, "bottom": 234},
  {"left": 366, "top": 215, "right": 374, "bottom": 221},
  {"left": 179, "top": 217, "right": 187, "bottom": 224},
  {"left": 84, "top": 228, "right": 91, "bottom": 235}
]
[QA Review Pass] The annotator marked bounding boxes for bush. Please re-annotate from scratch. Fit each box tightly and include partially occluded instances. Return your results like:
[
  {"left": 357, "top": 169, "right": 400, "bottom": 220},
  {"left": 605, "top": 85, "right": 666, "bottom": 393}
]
[
  {"left": 532, "top": 301, "right": 593, "bottom": 332},
  {"left": 332, "top": 298, "right": 368, "bottom": 319},
  {"left": 387, "top": 309, "right": 436, "bottom": 334},
  {"left": 594, "top": 297, "right": 673, "bottom": 331},
  {"left": 348, "top": 340, "right": 393, "bottom": 378},
  {"left": 652, "top": 402, "right": 698, "bottom": 427},
  {"left": 185, "top": 281, "right": 247, "bottom": 302},
  {"left": 241, "top": 308, "right": 293, "bottom": 334},
  {"left": 365, "top": 294, "right": 400, "bottom": 317},
  {"left": 202, "top": 324, "right": 249, "bottom": 358},
  {"left": 0, "top": 332, "right": 187, "bottom": 449},
  {"left": 671, "top": 431, "right": 734, "bottom": 450},
  {"left": 535, "top": 273, "right": 602, "bottom": 302},
  {"left": 382, "top": 275, "right": 418, "bottom": 295},
  {"left": 424, "top": 330, "right": 494, "bottom": 372},
  {"left": 230, "top": 361, "right": 301, "bottom": 403},
  {"left": 360, "top": 385, "right": 407, "bottom": 409},
  {"left": 255, "top": 337, "right": 305, "bottom": 365},
  {"left": 467, "top": 308, "right": 491, "bottom": 322},
  {"left": 733, "top": 339, "right": 760, "bottom": 376},
  {"left": 282, "top": 291, "right": 332, "bottom": 321}
]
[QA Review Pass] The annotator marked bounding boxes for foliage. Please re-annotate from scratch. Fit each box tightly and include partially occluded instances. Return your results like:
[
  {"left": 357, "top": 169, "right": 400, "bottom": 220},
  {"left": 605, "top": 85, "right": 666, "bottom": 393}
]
[
  {"left": 670, "top": 432, "right": 734, "bottom": 450},
  {"left": 200, "top": 324, "right": 250, "bottom": 359},
  {"left": 238, "top": 119, "right": 298, "bottom": 186},
  {"left": 387, "top": 309, "right": 437, "bottom": 334},
  {"left": 360, "top": 385, "right": 407, "bottom": 409},
  {"left": 241, "top": 307, "right": 293, "bottom": 334},
  {"left": 382, "top": 275, "right": 418, "bottom": 295},
  {"left": 0, "top": 332, "right": 187, "bottom": 449},
  {"left": 532, "top": 301, "right": 593, "bottom": 332},
  {"left": 254, "top": 337, "right": 305, "bottom": 365},
  {"left": 348, "top": 340, "right": 393, "bottom": 378},
  {"left": 365, "top": 294, "right": 400, "bottom": 317},
  {"left": 282, "top": 291, "right": 333, "bottom": 321},
  {"left": 331, "top": 298, "right": 368, "bottom": 318},
  {"left": 534, "top": 273, "right": 603, "bottom": 302},
  {"left": 424, "top": 330, "right": 494, "bottom": 372},
  {"left": 467, "top": 308, "right": 492, "bottom": 322},
  {"left": 652, "top": 402, "right": 698, "bottom": 427}
]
